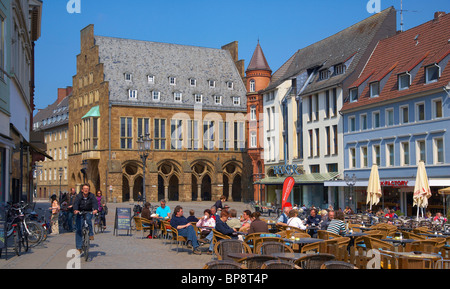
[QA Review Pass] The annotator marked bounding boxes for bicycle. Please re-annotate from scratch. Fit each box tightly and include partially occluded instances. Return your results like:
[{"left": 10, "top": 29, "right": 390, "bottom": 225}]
[
  {"left": 78, "top": 211, "right": 92, "bottom": 262},
  {"left": 93, "top": 212, "right": 105, "bottom": 234},
  {"left": 6, "top": 202, "right": 29, "bottom": 256}
]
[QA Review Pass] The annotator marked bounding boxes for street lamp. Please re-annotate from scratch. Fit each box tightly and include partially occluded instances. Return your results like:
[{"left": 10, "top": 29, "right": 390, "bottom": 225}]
[
  {"left": 345, "top": 174, "right": 357, "bottom": 211},
  {"left": 137, "top": 133, "right": 152, "bottom": 204}
]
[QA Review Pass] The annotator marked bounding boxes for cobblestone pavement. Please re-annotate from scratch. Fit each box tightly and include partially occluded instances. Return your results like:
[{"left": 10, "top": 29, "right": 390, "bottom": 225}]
[{"left": 0, "top": 200, "right": 274, "bottom": 269}]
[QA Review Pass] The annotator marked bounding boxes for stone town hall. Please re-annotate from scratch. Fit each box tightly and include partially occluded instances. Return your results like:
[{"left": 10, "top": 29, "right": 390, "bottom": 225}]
[{"left": 68, "top": 25, "right": 253, "bottom": 203}]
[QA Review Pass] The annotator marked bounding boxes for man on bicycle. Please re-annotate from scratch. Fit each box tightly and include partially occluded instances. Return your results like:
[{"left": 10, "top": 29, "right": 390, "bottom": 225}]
[{"left": 73, "top": 183, "right": 98, "bottom": 253}]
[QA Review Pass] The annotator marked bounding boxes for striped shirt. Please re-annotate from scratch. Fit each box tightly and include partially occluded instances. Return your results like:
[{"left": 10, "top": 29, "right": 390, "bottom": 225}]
[{"left": 327, "top": 219, "right": 346, "bottom": 236}]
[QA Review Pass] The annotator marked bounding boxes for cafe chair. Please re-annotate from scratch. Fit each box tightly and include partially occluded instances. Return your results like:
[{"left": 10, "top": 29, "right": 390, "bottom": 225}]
[
  {"left": 133, "top": 216, "right": 154, "bottom": 239},
  {"left": 397, "top": 255, "right": 438, "bottom": 269},
  {"left": 252, "top": 237, "right": 285, "bottom": 254},
  {"left": 237, "top": 255, "right": 278, "bottom": 269},
  {"left": 294, "top": 253, "right": 336, "bottom": 269},
  {"left": 212, "top": 229, "right": 231, "bottom": 246},
  {"left": 203, "top": 260, "right": 247, "bottom": 269},
  {"left": 261, "top": 259, "right": 301, "bottom": 269},
  {"left": 320, "top": 261, "right": 358, "bottom": 269},
  {"left": 214, "top": 239, "right": 252, "bottom": 261},
  {"left": 160, "top": 220, "right": 173, "bottom": 240},
  {"left": 410, "top": 239, "right": 446, "bottom": 254},
  {"left": 402, "top": 231, "right": 427, "bottom": 240},
  {"left": 255, "top": 241, "right": 294, "bottom": 255},
  {"left": 361, "top": 236, "right": 394, "bottom": 251},
  {"left": 169, "top": 226, "right": 188, "bottom": 254},
  {"left": 300, "top": 242, "right": 321, "bottom": 254}
]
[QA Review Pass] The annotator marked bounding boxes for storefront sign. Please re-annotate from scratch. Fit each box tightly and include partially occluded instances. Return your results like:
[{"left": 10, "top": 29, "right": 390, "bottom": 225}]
[
  {"left": 380, "top": 180, "right": 409, "bottom": 187},
  {"left": 272, "top": 164, "right": 300, "bottom": 176}
]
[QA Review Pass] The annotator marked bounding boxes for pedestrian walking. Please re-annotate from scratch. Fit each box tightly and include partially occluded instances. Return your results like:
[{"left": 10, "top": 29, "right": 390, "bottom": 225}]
[{"left": 50, "top": 194, "right": 60, "bottom": 234}]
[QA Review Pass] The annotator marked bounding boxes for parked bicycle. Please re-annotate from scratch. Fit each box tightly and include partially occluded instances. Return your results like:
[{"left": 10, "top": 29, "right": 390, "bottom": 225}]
[{"left": 5, "top": 202, "right": 29, "bottom": 256}]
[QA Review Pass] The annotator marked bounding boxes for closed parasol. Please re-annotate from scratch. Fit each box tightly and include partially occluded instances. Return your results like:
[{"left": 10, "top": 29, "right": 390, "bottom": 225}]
[
  {"left": 413, "top": 161, "right": 432, "bottom": 220},
  {"left": 367, "top": 164, "right": 382, "bottom": 210}
]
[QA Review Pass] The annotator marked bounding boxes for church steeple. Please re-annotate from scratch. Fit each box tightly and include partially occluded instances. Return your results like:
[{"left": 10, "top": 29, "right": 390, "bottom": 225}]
[{"left": 245, "top": 41, "right": 271, "bottom": 93}]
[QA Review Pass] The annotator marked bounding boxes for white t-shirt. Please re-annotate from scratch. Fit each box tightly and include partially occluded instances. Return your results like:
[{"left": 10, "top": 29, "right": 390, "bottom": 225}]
[{"left": 287, "top": 217, "right": 306, "bottom": 230}]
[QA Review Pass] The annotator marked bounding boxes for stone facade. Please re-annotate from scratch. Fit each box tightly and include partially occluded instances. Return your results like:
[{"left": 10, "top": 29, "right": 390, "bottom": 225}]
[{"left": 68, "top": 25, "right": 252, "bottom": 203}]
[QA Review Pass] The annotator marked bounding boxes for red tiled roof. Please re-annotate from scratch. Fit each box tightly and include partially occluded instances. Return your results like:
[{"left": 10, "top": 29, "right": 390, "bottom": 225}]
[{"left": 342, "top": 12, "right": 450, "bottom": 112}]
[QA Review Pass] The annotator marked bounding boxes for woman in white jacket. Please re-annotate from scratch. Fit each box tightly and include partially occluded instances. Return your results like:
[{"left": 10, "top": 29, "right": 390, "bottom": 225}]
[{"left": 286, "top": 209, "right": 306, "bottom": 230}]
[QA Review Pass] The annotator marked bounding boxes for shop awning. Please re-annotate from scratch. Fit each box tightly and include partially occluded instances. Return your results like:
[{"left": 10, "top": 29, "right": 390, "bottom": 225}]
[
  {"left": 255, "top": 172, "right": 340, "bottom": 185},
  {"left": 82, "top": 105, "right": 100, "bottom": 119},
  {"left": 324, "top": 179, "right": 450, "bottom": 187}
]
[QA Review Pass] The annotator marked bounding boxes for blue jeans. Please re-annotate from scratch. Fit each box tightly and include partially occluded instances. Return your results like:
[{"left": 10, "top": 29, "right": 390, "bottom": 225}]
[
  {"left": 206, "top": 231, "right": 214, "bottom": 251},
  {"left": 178, "top": 225, "right": 199, "bottom": 249},
  {"left": 75, "top": 213, "right": 93, "bottom": 249},
  {"left": 67, "top": 210, "right": 74, "bottom": 231}
]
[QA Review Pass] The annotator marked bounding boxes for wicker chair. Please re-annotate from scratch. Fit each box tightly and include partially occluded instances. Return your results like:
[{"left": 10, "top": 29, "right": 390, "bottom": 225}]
[
  {"left": 160, "top": 220, "right": 173, "bottom": 241},
  {"left": 413, "top": 226, "right": 432, "bottom": 234},
  {"left": 402, "top": 231, "right": 427, "bottom": 240},
  {"left": 133, "top": 217, "right": 154, "bottom": 239},
  {"left": 261, "top": 259, "right": 302, "bottom": 269},
  {"left": 255, "top": 241, "right": 294, "bottom": 255},
  {"left": 320, "top": 261, "right": 358, "bottom": 269},
  {"left": 300, "top": 242, "right": 321, "bottom": 253},
  {"left": 410, "top": 238, "right": 446, "bottom": 254},
  {"left": 237, "top": 255, "right": 278, "bottom": 269},
  {"left": 203, "top": 260, "right": 247, "bottom": 269},
  {"left": 397, "top": 255, "right": 438, "bottom": 269},
  {"left": 212, "top": 229, "right": 231, "bottom": 246},
  {"left": 361, "top": 236, "right": 394, "bottom": 251},
  {"left": 169, "top": 226, "right": 188, "bottom": 253},
  {"left": 214, "top": 239, "right": 253, "bottom": 261},
  {"left": 252, "top": 237, "right": 285, "bottom": 253},
  {"left": 243, "top": 233, "right": 263, "bottom": 250},
  {"left": 294, "top": 253, "right": 336, "bottom": 269}
]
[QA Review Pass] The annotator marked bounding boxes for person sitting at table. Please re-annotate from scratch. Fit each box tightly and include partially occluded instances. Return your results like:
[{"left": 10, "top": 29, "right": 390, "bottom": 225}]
[
  {"left": 385, "top": 209, "right": 398, "bottom": 221},
  {"left": 141, "top": 202, "right": 157, "bottom": 238},
  {"left": 170, "top": 205, "right": 202, "bottom": 255},
  {"left": 276, "top": 206, "right": 291, "bottom": 226},
  {"left": 327, "top": 210, "right": 346, "bottom": 236},
  {"left": 248, "top": 211, "right": 269, "bottom": 234},
  {"left": 204, "top": 210, "right": 238, "bottom": 255},
  {"left": 306, "top": 208, "right": 321, "bottom": 237},
  {"left": 156, "top": 199, "right": 171, "bottom": 219},
  {"left": 186, "top": 209, "right": 199, "bottom": 223},
  {"left": 433, "top": 212, "right": 447, "bottom": 223},
  {"left": 227, "top": 209, "right": 242, "bottom": 230},
  {"left": 196, "top": 209, "right": 216, "bottom": 239},
  {"left": 286, "top": 209, "right": 306, "bottom": 230},
  {"left": 210, "top": 206, "right": 218, "bottom": 220},
  {"left": 239, "top": 210, "right": 252, "bottom": 232},
  {"left": 320, "top": 210, "right": 335, "bottom": 230}
]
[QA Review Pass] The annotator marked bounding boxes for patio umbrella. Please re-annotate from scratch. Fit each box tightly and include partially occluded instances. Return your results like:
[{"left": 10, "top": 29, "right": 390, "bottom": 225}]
[
  {"left": 366, "top": 164, "right": 382, "bottom": 210},
  {"left": 413, "top": 161, "right": 432, "bottom": 221}
]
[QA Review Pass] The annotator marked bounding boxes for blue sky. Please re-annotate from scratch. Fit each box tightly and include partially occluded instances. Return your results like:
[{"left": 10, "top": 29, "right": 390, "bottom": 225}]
[{"left": 34, "top": 0, "right": 449, "bottom": 111}]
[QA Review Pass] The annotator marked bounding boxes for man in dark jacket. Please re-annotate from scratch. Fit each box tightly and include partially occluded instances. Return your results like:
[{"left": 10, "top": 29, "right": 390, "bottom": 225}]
[{"left": 73, "top": 183, "right": 98, "bottom": 252}]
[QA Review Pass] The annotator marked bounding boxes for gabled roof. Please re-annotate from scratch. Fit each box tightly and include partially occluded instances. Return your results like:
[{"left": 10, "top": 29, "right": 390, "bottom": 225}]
[
  {"left": 342, "top": 11, "right": 450, "bottom": 112},
  {"left": 263, "top": 7, "right": 397, "bottom": 94},
  {"left": 246, "top": 42, "right": 271, "bottom": 72}
]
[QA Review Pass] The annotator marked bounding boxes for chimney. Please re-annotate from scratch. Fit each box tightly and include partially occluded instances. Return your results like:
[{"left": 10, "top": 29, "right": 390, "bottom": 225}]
[
  {"left": 434, "top": 11, "right": 446, "bottom": 20},
  {"left": 57, "top": 86, "right": 73, "bottom": 104}
]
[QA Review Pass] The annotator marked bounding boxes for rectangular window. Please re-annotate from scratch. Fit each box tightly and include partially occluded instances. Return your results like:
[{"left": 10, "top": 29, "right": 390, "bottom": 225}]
[
  {"left": 416, "top": 103, "right": 425, "bottom": 121},
  {"left": 174, "top": 92, "right": 182, "bottom": 102},
  {"left": 232, "top": 96, "right": 241, "bottom": 106},
  {"left": 128, "top": 90, "right": 138, "bottom": 99},
  {"left": 0, "top": 15, "right": 4, "bottom": 76},
  {"left": 124, "top": 73, "right": 132, "bottom": 82},
  {"left": 373, "top": 111, "right": 380, "bottom": 128},
  {"left": 325, "top": 90, "right": 330, "bottom": 118},
  {"left": 387, "top": 143, "right": 394, "bottom": 167},
  {"left": 401, "top": 105, "right": 409, "bottom": 124},
  {"left": 187, "top": 120, "right": 199, "bottom": 150},
  {"left": 308, "top": 95, "right": 313, "bottom": 122},
  {"left": 154, "top": 119, "right": 166, "bottom": 150},
  {"left": 250, "top": 107, "right": 257, "bottom": 121},
  {"left": 386, "top": 108, "right": 394, "bottom": 126},
  {"left": 218, "top": 121, "right": 230, "bottom": 151},
  {"left": 350, "top": 88, "right": 358, "bottom": 103},
  {"left": 349, "top": 147, "right": 356, "bottom": 168},
  {"left": 152, "top": 91, "right": 160, "bottom": 101},
  {"left": 120, "top": 117, "right": 133, "bottom": 149},
  {"left": 209, "top": 80, "right": 215, "bottom": 88},
  {"left": 169, "top": 77, "right": 176, "bottom": 85},
  {"left": 332, "top": 88, "right": 337, "bottom": 117},
  {"left": 401, "top": 142, "right": 410, "bottom": 166},
  {"left": 398, "top": 73, "right": 411, "bottom": 90},
  {"left": 227, "top": 81, "right": 234, "bottom": 89},
  {"left": 327, "top": 163, "right": 338, "bottom": 173},
  {"left": 433, "top": 99, "right": 443, "bottom": 119},
  {"left": 170, "top": 119, "right": 183, "bottom": 150},
  {"left": 360, "top": 114, "right": 367, "bottom": 130},
  {"left": 315, "top": 128, "right": 320, "bottom": 157},
  {"left": 310, "top": 165, "right": 320, "bottom": 173},
  {"left": 319, "top": 69, "right": 330, "bottom": 80},
  {"left": 194, "top": 94, "right": 203, "bottom": 104},
  {"left": 370, "top": 82, "right": 380, "bottom": 98},
  {"left": 325, "top": 126, "right": 330, "bottom": 156},
  {"left": 203, "top": 121, "right": 215, "bottom": 150},
  {"left": 234, "top": 122, "right": 245, "bottom": 151},
  {"left": 148, "top": 75, "right": 155, "bottom": 84},
  {"left": 334, "top": 64, "right": 346, "bottom": 75},
  {"left": 417, "top": 140, "right": 426, "bottom": 163},
  {"left": 373, "top": 145, "right": 380, "bottom": 166},
  {"left": 214, "top": 95, "right": 222, "bottom": 105},
  {"left": 434, "top": 138, "right": 444, "bottom": 164},
  {"left": 314, "top": 94, "right": 319, "bottom": 120},
  {"left": 333, "top": 125, "right": 338, "bottom": 155},
  {"left": 349, "top": 117, "right": 356, "bottom": 132},
  {"left": 190, "top": 78, "right": 197, "bottom": 87},
  {"left": 309, "top": 129, "right": 313, "bottom": 157},
  {"left": 361, "top": 146, "right": 368, "bottom": 168},
  {"left": 250, "top": 132, "right": 257, "bottom": 148},
  {"left": 137, "top": 118, "right": 150, "bottom": 138}
]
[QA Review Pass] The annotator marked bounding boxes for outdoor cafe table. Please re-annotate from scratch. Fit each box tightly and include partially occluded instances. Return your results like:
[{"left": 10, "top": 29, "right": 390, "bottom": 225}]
[
  {"left": 227, "top": 253, "right": 256, "bottom": 262},
  {"left": 380, "top": 250, "right": 442, "bottom": 267},
  {"left": 417, "top": 232, "right": 449, "bottom": 238},
  {"left": 284, "top": 237, "right": 324, "bottom": 246},
  {"left": 271, "top": 252, "right": 309, "bottom": 262},
  {"left": 382, "top": 238, "right": 416, "bottom": 251}
]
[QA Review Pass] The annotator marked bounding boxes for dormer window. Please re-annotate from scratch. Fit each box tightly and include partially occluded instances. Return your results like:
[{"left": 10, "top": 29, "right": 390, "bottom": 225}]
[
  {"left": 208, "top": 80, "right": 216, "bottom": 88},
  {"left": 169, "top": 77, "right": 176, "bottom": 85},
  {"left": 370, "top": 82, "right": 380, "bottom": 98},
  {"left": 232, "top": 96, "right": 240, "bottom": 106},
  {"left": 334, "top": 64, "right": 346, "bottom": 75},
  {"left": 398, "top": 73, "right": 411, "bottom": 90},
  {"left": 174, "top": 92, "right": 182, "bottom": 102},
  {"left": 426, "top": 64, "right": 440, "bottom": 84},
  {"left": 319, "top": 69, "right": 330, "bottom": 80},
  {"left": 194, "top": 94, "right": 203, "bottom": 104},
  {"left": 128, "top": 89, "right": 138, "bottom": 99},
  {"left": 148, "top": 75, "right": 155, "bottom": 84},
  {"left": 349, "top": 88, "right": 358, "bottom": 103},
  {"left": 227, "top": 81, "right": 234, "bottom": 90},
  {"left": 190, "top": 78, "right": 197, "bottom": 87},
  {"left": 214, "top": 95, "right": 222, "bottom": 105},
  {"left": 152, "top": 91, "right": 160, "bottom": 101},
  {"left": 124, "top": 73, "right": 132, "bottom": 82}
]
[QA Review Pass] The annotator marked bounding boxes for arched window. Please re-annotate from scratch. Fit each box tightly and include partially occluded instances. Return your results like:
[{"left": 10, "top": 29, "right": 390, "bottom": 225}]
[{"left": 249, "top": 79, "right": 256, "bottom": 92}]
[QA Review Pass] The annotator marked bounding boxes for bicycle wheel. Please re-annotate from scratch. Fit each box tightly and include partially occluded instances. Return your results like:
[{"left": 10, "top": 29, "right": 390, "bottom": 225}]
[
  {"left": 13, "top": 229, "right": 22, "bottom": 256},
  {"left": 83, "top": 229, "right": 90, "bottom": 262},
  {"left": 93, "top": 216, "right": 100, "bottom": 234},
  {"left": 21, "top": 226, "right": 29, "bottom": 253},
  {"left": 26, "top": 221, "right": 43, "bottom": 245}
]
